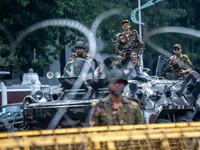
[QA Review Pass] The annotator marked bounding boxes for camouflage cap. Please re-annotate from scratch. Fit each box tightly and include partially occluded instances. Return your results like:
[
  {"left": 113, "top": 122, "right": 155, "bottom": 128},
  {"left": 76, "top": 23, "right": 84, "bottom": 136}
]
[
  {"left": 122, "top": 20, "right": 130, "bottom": 25},
  {"left": 104, "top": 69, "right": 128, "bottom": 85},
  {"left": 173, "top": 44, "right": 181, "bottom": 49}
]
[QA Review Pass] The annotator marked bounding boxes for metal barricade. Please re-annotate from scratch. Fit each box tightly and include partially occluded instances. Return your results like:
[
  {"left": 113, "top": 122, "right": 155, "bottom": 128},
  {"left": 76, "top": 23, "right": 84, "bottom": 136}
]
[{"left": 1, "top": 122, "right": 200, "bottom": 150}]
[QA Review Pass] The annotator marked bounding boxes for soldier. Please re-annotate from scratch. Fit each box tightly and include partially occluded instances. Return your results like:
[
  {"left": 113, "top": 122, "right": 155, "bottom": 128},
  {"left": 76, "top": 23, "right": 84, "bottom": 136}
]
[
  {"left": 63, "top": 41, "right": 93, "bottom": 76},
  {"left": 116, "top": 20, "right": 146, "bottom": 79},
  {"left": 166, "top": 44, "right": 194, "bottom": 80},
  {"left": 68, "top": 41, "right": 92, "bottom": 64},
  {"left": 89, "top": 69, "right": 144, "bottom": 126}
]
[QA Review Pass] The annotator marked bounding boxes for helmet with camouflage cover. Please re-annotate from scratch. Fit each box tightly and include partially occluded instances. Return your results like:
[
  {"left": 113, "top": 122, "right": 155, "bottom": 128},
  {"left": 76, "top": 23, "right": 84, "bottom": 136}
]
[
  {"left": 104, "top": 69, "right": 128, "bottom": 85},
  {"left": 74, "top": 41, "right": 85, "bottom": 49}
]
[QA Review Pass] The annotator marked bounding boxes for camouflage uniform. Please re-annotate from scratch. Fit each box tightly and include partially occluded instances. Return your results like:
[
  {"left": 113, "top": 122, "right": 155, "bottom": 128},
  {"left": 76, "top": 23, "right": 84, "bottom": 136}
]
[
  {"left": 63, "top": 57, "right": 93, "bottom": 78},
  {"left": 116, "top": 30, "right": 145, "bottom": 69},
  {"left": 89, "top": 96, "right": 144, "bottom": 126},
  {"left": 68, "top": 52, "right": 89, "bottom": 62},
  {"left": 166, "top": 54, "right": 194, "bottom": 79}
]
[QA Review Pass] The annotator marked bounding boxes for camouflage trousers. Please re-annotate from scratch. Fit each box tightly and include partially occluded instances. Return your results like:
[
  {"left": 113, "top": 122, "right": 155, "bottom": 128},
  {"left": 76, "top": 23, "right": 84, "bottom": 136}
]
[
  {"left": 117, "top": 51, "right": 140, "bottom": 69},
  {"left": 166, "top": 71, "right": 188, "bottom": 80}
]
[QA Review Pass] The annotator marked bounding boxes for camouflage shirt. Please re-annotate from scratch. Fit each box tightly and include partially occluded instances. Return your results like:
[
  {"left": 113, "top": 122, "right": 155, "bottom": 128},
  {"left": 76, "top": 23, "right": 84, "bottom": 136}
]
[
  {"left": 116, "top": 30, "right": 145, "bottom": 55},
  {"left": 166, "top": 54, "right": 194, "bottom": 78},
  {"left": 68, "top": 52, "right": 89, "bottom": 62},
  {"left": 89, "top": 96, "right": 144, "bottom": 126}
]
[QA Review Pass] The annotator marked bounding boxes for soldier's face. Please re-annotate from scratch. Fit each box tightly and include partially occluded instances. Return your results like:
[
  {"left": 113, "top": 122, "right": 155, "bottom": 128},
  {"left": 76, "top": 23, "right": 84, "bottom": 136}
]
[
  {"left": 173, "top": 47, "right": 182, "bottom": 55},
  {"left": 76, "top": 47, "right": 84, "bottom": 56},
  {"left": 109, "top": 79, "right": 125, "bottom": 95},
  {"left": 122, "top": 24, "right": 131, "bottom": 30}
]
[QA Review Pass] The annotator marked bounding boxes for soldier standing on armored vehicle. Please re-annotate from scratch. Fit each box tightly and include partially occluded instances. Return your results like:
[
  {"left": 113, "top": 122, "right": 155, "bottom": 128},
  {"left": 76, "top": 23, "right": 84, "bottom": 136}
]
[
  {"left": 116, "top": 20, "right": 145, "bottom": 79},
  {"left": 89, "top": 69, "right": 144, "bottom": 126},
  {"left": 166, "top": 44, "right": 194, "bottom": 80}
]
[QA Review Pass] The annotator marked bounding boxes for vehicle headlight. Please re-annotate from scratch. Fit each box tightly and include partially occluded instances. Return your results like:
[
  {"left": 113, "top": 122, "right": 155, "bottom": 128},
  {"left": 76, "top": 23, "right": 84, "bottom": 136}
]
[{"left": 0, "top": 123, "right": 3, "bottom": 128}]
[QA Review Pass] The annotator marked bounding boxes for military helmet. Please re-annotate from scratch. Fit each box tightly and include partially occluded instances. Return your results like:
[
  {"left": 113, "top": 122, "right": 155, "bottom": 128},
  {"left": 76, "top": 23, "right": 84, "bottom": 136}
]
[
  {"left": 104, "top": 69, "right": 128, "bottom": 85},
  {"left": 75, "top": 41, "right": 85, "bottom": 49}
]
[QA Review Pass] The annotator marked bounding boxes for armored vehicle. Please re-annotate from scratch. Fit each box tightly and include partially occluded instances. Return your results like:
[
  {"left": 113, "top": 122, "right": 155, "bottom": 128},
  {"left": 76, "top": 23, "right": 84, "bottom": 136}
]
[
  {"left": 22, "top": 56, "right": 200, "bottom": 130},
  {"left": 93, "top": 56, "right": 200, "bottom": 124},
  {"left": 123, "top": 55, "right": 200, "bottom": 123},
  {"left": 23, "top": 58, "right": 109, "bottom": 130}
]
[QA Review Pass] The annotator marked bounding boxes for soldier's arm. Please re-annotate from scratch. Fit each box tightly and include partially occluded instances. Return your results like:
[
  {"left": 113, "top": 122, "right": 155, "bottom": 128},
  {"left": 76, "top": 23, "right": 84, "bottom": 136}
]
[
  {"left": 167, "top": 56, "right": 181, "bottom": 72},
  {"left": 88, "top": 58, "right": 93, "bottom": 67},
  {"left": 136, "top": 33, "right": 145, "bottom": 55},
  {"left": 68, "top": 57, "right": 73, "bottom": 63},
  {"left": 135, "top": 103, "right": 144, "bottom": 124},
  {"left": 185, "top": 56, "right": 194, "bottom": 72},
  {"left": 89, "top": 105, "right": 101, "bottom": 127},
  {"left": 68, "top": 53, "right": 76, "bottom": 63},
  {"left": 86, "top": 54, "right": 94, "bottom": 67},
  {"left": 130, "top": 101, "right": 144, "bottom": 124},
  {"left": 116, "top": 34, "right": 122, "bottom": 54},
  {"left": 166, "top": 59, "right": 173, "bottom": 72}
]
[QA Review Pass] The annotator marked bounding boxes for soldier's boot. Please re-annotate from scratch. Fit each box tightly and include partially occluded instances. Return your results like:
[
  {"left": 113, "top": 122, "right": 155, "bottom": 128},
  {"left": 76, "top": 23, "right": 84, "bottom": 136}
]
[{"left": 135, "top": 68, "right": 149, "bottom": 82}]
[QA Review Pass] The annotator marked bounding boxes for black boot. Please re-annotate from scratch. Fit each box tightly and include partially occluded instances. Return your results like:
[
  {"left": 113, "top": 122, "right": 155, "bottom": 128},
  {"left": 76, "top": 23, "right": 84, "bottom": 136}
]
[{"left": 135, "top": 68, "right": 149, "bottom": 82}]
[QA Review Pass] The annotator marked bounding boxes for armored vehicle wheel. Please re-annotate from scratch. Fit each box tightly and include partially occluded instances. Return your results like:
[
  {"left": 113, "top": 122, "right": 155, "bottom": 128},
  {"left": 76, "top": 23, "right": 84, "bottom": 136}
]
[
  {"left": 193, "top": 116, "right": 200, "bottom": 122},
  {"left": 175, "top": 116, "right": 192, "bottom": 122},
  {"left": 155, "top": 119, "right": 171, "bottom": 123}
]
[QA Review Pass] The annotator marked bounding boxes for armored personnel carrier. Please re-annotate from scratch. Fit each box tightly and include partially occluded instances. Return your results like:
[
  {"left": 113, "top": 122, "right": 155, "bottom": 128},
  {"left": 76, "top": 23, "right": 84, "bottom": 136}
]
[
  {"left": 23, "top": 58, "right": 109, "bottom": 130},
  {"left": 22, "top": 56, "right": 200, "bottom": 130},
  {"left": 92, "top": 55, "right": 200, "bottom": 124},
  {"left": 123, "top": 55, "right": 200, "bottom": 123}
]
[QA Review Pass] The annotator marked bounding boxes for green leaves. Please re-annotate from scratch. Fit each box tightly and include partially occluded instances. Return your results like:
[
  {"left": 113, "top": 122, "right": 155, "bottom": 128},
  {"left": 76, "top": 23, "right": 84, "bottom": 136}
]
[
  {"left": 19, "top": 0, "right": 30, "bottom": 7},
  {"left": 0, "top": 0, "right": 200, "bottom": 76}
]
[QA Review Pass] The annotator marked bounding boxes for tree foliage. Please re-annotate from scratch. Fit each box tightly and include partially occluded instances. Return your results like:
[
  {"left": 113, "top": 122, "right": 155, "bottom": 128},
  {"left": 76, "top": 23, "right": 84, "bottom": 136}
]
[{"left": 0, "top": 0, "right": 200, "bottom": 77}]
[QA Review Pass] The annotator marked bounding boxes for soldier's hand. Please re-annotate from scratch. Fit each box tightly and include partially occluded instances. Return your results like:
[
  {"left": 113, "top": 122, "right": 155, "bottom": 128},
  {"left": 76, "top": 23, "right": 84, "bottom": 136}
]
[
  {"left": 180, "top": 69, "right": 188, "bottom": 75},
  {"left": 137, "top": 55, "right": 141, "bottom": 61},
  {"left": 166, "top": 65, "right": 173, "bottom": 72},
  {"left": 169, "top": 65, "right": 173, "bottom": 71},
  {"left": 119, "top": 51, "right": 124, "bottom": 56}
]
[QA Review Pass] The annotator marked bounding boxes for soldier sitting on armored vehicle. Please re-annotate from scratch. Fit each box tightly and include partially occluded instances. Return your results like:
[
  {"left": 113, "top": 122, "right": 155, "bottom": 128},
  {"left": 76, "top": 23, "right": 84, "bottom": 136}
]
[
  {"left": 89, "top": 69, "right": 144, "bottom": 126},
  {"left": 116, "top": 20, "right": 147, "bottom": 81},
  {"left": 63, "top": 58, "right": 94, "bottom": 80},
  {"left": 67, "top": 41, "right": 93, "bottom": 66},
  {"left": 63, "top": 41, "right": 94, "bottom": 77},
  {"left": 166, "top": 44, "right": 194, "bottom": 80}
]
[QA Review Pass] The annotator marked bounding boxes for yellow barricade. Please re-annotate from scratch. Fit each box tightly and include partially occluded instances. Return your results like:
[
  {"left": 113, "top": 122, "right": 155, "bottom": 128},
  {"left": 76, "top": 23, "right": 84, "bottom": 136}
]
[{"left": 0, "top": 122, "right": 200, "bottom": 150}]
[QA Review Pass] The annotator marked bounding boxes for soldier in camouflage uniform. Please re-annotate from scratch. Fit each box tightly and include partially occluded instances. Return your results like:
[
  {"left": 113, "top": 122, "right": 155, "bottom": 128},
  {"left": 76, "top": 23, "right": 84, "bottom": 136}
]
[
  {"left": 67, "top": 41, "right": 93, "bottom": 65},
  {"left": 116, "top": 20, "right": 145, "bottom": 77},
  {"left": 63, "top": 41, "right": 93, "bottom": 76},
  {"left": 89, "top": 69, "right": 144, "bottom": 126},
  {"left": 166, "top": 44, "right": 194, "bottom": 80}
]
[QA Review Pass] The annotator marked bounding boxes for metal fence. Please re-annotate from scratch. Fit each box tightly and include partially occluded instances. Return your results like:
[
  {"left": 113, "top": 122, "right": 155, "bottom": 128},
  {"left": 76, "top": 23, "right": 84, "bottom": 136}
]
[{"left": 1, "top": 122, "right": 200, "bottom": 150}]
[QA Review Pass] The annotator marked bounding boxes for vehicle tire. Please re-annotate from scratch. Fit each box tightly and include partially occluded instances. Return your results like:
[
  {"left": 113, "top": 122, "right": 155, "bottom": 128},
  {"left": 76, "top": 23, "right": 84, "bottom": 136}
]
[
  {"left": 155, "top": 119, "right": 171, "bottom": 123},
  {"left": 175, "top": 116, "right": 192, "bottom": 122},
  {"left": 193, "top": 116, "right": 200, "bottom": 122}
]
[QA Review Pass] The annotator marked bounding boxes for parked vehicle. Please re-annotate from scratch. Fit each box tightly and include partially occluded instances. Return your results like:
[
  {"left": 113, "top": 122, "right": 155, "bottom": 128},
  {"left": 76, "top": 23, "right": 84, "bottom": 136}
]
[{"left": 0, "top": 103, "right": 23, "bottom": 132}]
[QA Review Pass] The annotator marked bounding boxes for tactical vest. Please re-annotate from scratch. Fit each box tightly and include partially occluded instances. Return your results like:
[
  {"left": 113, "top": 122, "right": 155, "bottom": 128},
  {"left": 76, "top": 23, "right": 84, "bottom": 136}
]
[{"left": 103, "top": 96, "right": 133, "bottom": 125}]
